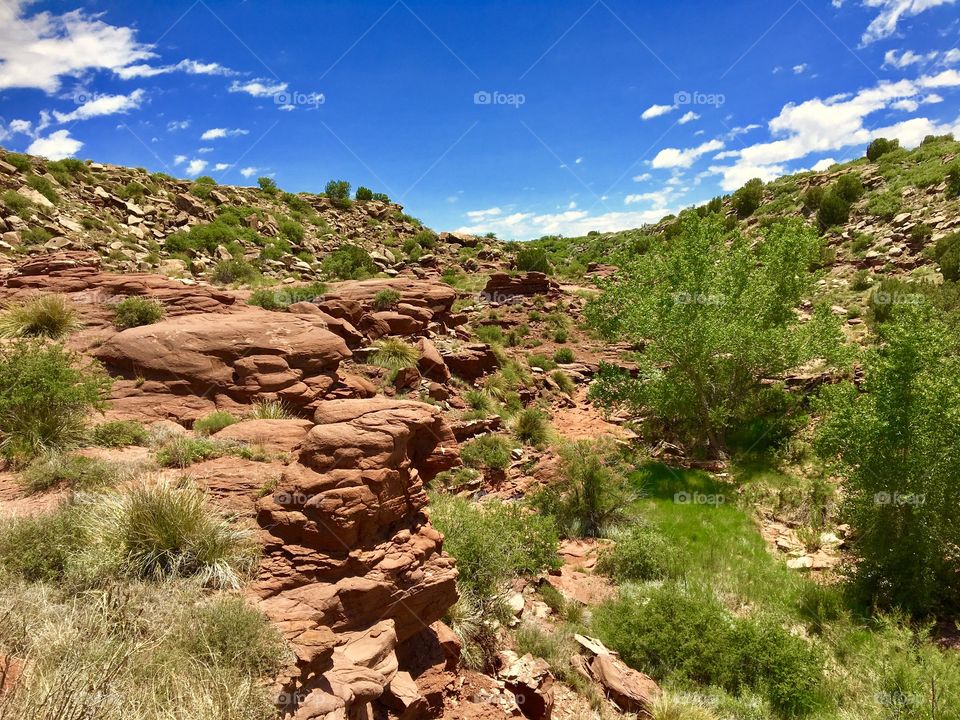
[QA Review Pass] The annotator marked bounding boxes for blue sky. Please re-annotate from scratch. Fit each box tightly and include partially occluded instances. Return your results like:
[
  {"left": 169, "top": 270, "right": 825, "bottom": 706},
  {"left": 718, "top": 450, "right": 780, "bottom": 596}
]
[{"left": 1, "top": 0, "right": 958, "bottom": 239}]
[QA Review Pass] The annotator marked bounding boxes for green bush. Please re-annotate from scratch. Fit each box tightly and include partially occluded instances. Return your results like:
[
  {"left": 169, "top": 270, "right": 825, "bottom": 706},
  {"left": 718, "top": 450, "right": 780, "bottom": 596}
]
[
  {"left": 189, "top": 176, "right": 217, "bottom": 199},
  {"left": 90, "top": 420, "right": 149, "bottom": 447},
  {"left": 0, "top": 341, "right": 110, "bottom": 461},
  {"left": 0, "top": 294, "right": 78, "bottom": 339},
  {"left": 211, "top": 258, "right": 259, "bottom": 285},
  {"left": 550, "top": 370, "right": 575, "bottom": 396},
  {"left": 948, "top": 165, "right": 960, "bottom": 198},
  {"left": 474, "top": 324, "right": 505, "bottom": 345},
  {"left": 866, "top": 191, "right": 901, "bottom": 220},
  {"left": 429, "top": 493, "right": 558, "bottom": 601},
  {"left": 278, "top": 217, "right": 304, "bottom": 243},
  {"left": 596, "top": 524, "right": 674, "bottom": 581},
  {"left": 372, "top": 288, "right": 401, "bottom": 310},
  {"left": 163, "top": 218, "right": 259, "bottom": 256},
  {"left": 113, "top": 296, "right": 165, "bottom": 329},
  {"left": 26, "top": 174, "right": 59, "bottom": 204},
  {"left": 461, "top": 434, "right": 513, "bottom": 470},
  {"left": 21, "top": 452, "right": 133, "bottom": 493},
  {"left": 155, "top": 437, "right": 225, "bottom": 468},
  {"left": 816, "top": 190, "right": 850, "bottom": 229},
  {"left": 257, "top": 176, "right": 278, "bottom": 194},
  {"left": 3, "top": 152, "right": 31, "bottom": 172},
  {"left": 594, "top": 585, "right": 825, "bottom": 717},
  {"left": 324, "top": 179, "right": 351, "bottom": 208},
  {"left": 248, "top": 399, "right": 292, "bottom": 419},
  {"left": 20, "top": 227, "right": 52, "bottom": 246},
  {"left": 0, "top": 189, "right": 33, "bottom": 216},
  {"left": 802, "top": 185, "right": 824, "bottom": 210},
  {"left": 527, "top": 353, "right": 557, "bottom": 371},
  {"left": 531, "top": 440, "right": 632, "bottom": 538},
  {"left": 849, "top": 269, "right": 873, "bottom": 292},
  {"left": 193, "top": 411, "right": 239, "bottom": 436},
  {"left": 515, "top": 246, "right": 552, "bottom": 274},
  {"left": 370, "top": 339, "right": 420, "bottom": 370},
  {"left": 247, "top": 282, "right": 327, "bottom": 310},
  {"left": 934, "top": 231, "right": 960, "bottom": 281},
  {"left": 513, "top": 407, "right": 551, "bottom": 447},
  {"left": 355, "top": 186, "right": 374, "bottom": 202},
  {"left": 834, "top": 174, "right": 864, "bottom": 203},
  {"left": 732, "top": 178, "right": 764, "bottom": 218},
  {"left": 866, "top": 137, "right": 900, "bottom": 161},
  {"left": 321, "top": 244, "right": 376, "bottom": 280},
  {"left": 0, "top": 504, "right": 86, "bottom": 581}
]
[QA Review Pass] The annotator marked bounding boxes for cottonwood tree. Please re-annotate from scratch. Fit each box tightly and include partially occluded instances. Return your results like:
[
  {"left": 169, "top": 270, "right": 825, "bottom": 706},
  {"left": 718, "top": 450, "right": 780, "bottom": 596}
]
[
  {"left": 816, "top": 305, "right": 960, "bottom": 614},
  {"left": 587, "top": 214, "right": 843, "bottom": 457}
]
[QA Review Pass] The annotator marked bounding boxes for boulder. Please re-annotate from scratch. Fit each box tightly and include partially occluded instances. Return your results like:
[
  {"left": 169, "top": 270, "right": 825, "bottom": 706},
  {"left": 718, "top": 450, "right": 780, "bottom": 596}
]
[
  {"left": 325, "top": 278, "right": 456, "bottom": 315},
  {"left": 483, "top": 272, "right": 559, "bottom": 300},
  {"left": 417, "top": 338, "right": 450, "bottom": 382},
  {"left": 442, "top": 343, "right": 499, "bottom": 380},
  {"left": 498, "top": 651, "right": 555, "bottom": 720},
  {"left": 589, "top": 653, "right": 659, "bottom": 716},
  {"left": 213, "top": 419, "right": 313, "bottom": 454}
]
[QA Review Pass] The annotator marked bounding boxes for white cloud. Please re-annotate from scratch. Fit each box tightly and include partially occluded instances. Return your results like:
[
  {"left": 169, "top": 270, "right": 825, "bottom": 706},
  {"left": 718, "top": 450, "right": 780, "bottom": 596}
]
[
  {"left": 229, "top": 78, "right": 287, "bottom": 98},
  {"left": 944, "top": 49, "right": 960, "bottom": 65},
  {"left": 115, "top": 58, "right": 236, "bottom": 80},
  {"left": 883, "top": 48, "right": 938, "bottom": 68},
  {"left": 678, "top": 111, "right": 700, "bottom": 124},
  {"left": 624, "top": 189, "right": 679, "bottom": 208},
  {"left": 167, "top": 119, "right": 190, "bottom": 132},
  {"left": 52, "top": 88, "right": 145, "bottom": 123},
  {"left": 185, "top": 159, "right": 207, "bottom": 176},
  {"left": 197, "top": 147, "right": 214, "bottom": 154},
  {"left": 859, "top": 0, "right": 957, "bottom": 46},
  {"left": 0, "top": 1, "right": 154, "bottom": 92},
  {"left": 213, "top": 163, "right": 230, "bottom": 171},
  {"left": 8, "top": 119, "right": 32, "bottom": 135},
  {"left": 632, "top": 172, "right": 652, "bottom": 182},
  {"left": 456, "top": 205, "right": 680, "bottom": 240},
  {"left": 173, "top": 155, "right": 187, "bottom": 166},
  {"left": 575, "top": 157, "right": 583, "bottom": 164},
  {"left": 812, "top": 158, "right": 838, "bottom": 171},
  {"left": 278, "top": 104, "right": 296, "bottom": 111},
  {"left": 200, "top": 127, "right": 249, "bottom": 140},
  {"left": 465, "top": 207, "right": 503, "bottom": 220},
  {"left": 239, "top": 167, "right": 258, "bottom": 178},
  {"left": 793, "top": 64, "right": 809, "bottom": 74},
  {"left": 651, "top": 139, "right": 725, "bottom": 169},
  {"left": 26, "top": 129, "right": 82, "bottom": 159},
  {"left": 641, "top": 103, "right": 676, "bottom": 120}
]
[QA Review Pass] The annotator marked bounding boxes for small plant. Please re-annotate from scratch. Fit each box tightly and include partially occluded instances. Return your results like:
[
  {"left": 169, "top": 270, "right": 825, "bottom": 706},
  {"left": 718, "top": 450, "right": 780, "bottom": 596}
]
[
  {"left": 834, "top": 174, "right": 864, "bottom": 203},
  {"left": 816, "top": 189, "right": 850, "bottom": 229},
  {"left": 596, "top": 524, "right": 674, "bottom": 582},
  {"left": 26, "top": 174, "right": 59, "bottom": 204},
  {"left": 3, "top": 152, "right": 31, "bottom": 172},
  {"left": 464, "top": 389, "right": 494, "bottom": 414},
  {"left": 113, "top": 296, "right": 165, "bottom": 329},
  {"left": 370, "top": 339, "right": 420, "bottom": 370},
  {"left": 1, "top": 189, "right": 34, "bottom": 216},
  {"left": 515, "top": 246, "right": 552, "bottom": 274},
  {"left": 0, "top": 294, "right": 78, "bottom": 339},
  {"left": 321, "top": 244, "right": 376, "bottom": 280},
  {"left": 324, "top": 179, "right": 352, "bottom": 208},
  {"left": 193, "top": 411, "right": 239, "bottom": 436},
  {"left": 948, "top": 165, "right": 960, "bottom": 198},
  {"left": 155, "top": 436, "right": 224, "bottom": 468},
  {"left": 527, "top": 353, "right": 557, "bottom": 371},
  {"left": 513, "top": 407, "right": 550, "bottom": 447},
  {"left": 849, "top": 269, "right": 873, "bottom": 291},
  {"left": 553, "top": 347, "right": 574, "bottom": 363},
  {"left": 371, "top": 289, "right": 401, "bottom": 310},
  {"left": 461, "top": 433, "right": 514, "bottom": 470},
  {"left": 278, "top": 217, "right": 304, "bottom": 243},
  {"left": 474, "top": 324, "right": 505, "bottom": 345},
  {"left": 550, "top": 370, "right": 575, "bottom": 396},
  {"left": 249, "top": 399, "right": 292, "bottom": 419},
  {"left": 20, "top": 452, "right": 133, "bottom": 493},
  {"left": 247, "top": 282, "right": 327, "bottom": 310},
  {"left": 212, "top": 258, "right": 259, "bottom": 285},
  {"left": 90, "top": 420, "right": 149, "bottom": 447},
  {"left": 732, "top": 178, "right": 763, "bottom": 218},
  {"left": 257, "top": 176, "right": 278, "bottom": 194}
]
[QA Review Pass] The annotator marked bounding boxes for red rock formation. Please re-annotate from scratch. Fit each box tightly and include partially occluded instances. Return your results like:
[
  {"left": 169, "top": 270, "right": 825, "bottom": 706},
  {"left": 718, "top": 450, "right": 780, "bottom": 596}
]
[{"left": 483, "top": 272, "right": 559, "bottom": 300}]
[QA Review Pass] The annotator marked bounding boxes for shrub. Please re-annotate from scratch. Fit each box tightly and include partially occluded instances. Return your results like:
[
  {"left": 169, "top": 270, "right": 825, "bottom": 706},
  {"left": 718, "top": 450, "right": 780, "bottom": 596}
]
[
  {"left": 90, "top": 420, "right": 149, "bottom": 447},
  {"left": 155, "top": 437, "right": 225, "bottom": 468},
  {"left": 247, "top": 282, "right": 327, "bottom": 310},
  {"left": 816, "top": 307, "right": 960, "bottom": 614},
  {"left": 550, "top": 370, "right": 575, "bottom": 396},
  {"left": 866, "top": 191, "right": 901, "bottom": 220},
  {"left": 117, "top": 180, "right": 149, "bottom": 201},
  {"left": 163, "top": 218, "right": 258, "bottom": 255},
  {"left": 249, "top": 399, "right": 292, "bottom": 419},
  {"left": 20, "top": 227, "right": 52, "bottom": 246},
  {"left": 531, "top": 440, "right": 632, "bottom": 538},
  {"left": 113, "top": 296, "right": 165, "bottom": 329},
  {"left": 732, "top": 178, "right": 763, "bottom": 218},
  {"left": 513, "top": 407, "right": 550, "bottom": 447},
  {"left": 461, "top": 434, "right": 513, "bottom": 470},
  {"left": 372, "top": 289, "right": 401, "bottom": 310},
  {"left": 325, "top": 179, "right": 351, "bottom": 207},
  {"left": 515, "top": 247, "right": 552, "bottom": 274},
  {"left": 910, "top": 223, "right": 933, "bottom": 243},
  {"left": 21, "top": 452, "right": 133, "bottom": 493},
  {"left": 0, "top": 504, "right": 86, "bottom": 581},
  {"left": 0, "top": 189, "right": 33, "bottom": 216},
  {"left": 464, "top": 389, "right": 494, "bottom": 414},
  {"left": 866, "top": 137, "right": 900, "bottom": 161},
  {"left": 816, "top": 189, "right": 850, "bottom": 229},
  {"left": 257, "top": 176, "right": 278, "bottom": 194},
  {"left": 26, "top": 174, "right": 59, "bottom": 204},
  {"left": 321, "top": 244, "right": 376, "bottom": 280},
  {"left": 0, "top": 294, "right": 78, "bottom": 339},
  {"left": 834, "top": 174, "right": 864, "bottom": 203},
  {"left": 554, "top": 349, "right": 575, "bottom": 367},
  {"left": 190, "top": 176, "right": 217, "bottom": 199},
  {"left": 84, "top": 480, "right": 259, "bottom": 588},
  {"left": 0, "top": 341, "right": 110, "bottom": 461},
  {"left": 429, "top": 493, "right": 558, "bottom": 601},
  {"left": 850, "top": 269, "right": 873, "bottom": 291},
  {"left": 355, "top": 185, "right": 374, "bottom": 202},
  {"left": 527, "top": 353, "right": 557, "bottom": 371},
  {"left": 802, "top": 185, "right": 824, "bottom": 210},
  {"left": 3, "top": 152, "right": 31, "bottom": 172},
  {"left": 278, "top": 217, "right": 304, "bottom": 243},
  {"left": 596, "top": 524, "right": 674, "bottom": 581},
  {"left": 474, "top": 324, "right": 505, "bottom": 345},
  {"left": 193, "top": 411, "right": 239, "bottom": 436},
  {"left": 948, "top": 165, "right": 960, "bottom": 198},
  {"left": 594, "top": 585, "right": 825, "bottom": 717},
  {"left": 370, "top": 339, "right": 420, "bottom": 369},
  {"left": 934, "top": 231, "right": 960, "bottom": 281},
  {"left": 211, "top": 258, "right": 259, "bottom": 285}
]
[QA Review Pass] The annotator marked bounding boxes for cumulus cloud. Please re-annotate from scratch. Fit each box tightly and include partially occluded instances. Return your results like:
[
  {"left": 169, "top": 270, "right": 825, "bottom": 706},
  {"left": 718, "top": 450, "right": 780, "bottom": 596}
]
[
  {"left": 167, "top": 119, "right": 190, "bottom": 132},
  {"left": 213, "top": 163, "right": 230, "bottom": 171},
  {"left": 641, "top": 103, "right": 676, "bottom": 120},
  {"left": 883, "top": 48, "right": 938, "bottom": 68},
  {"left": 677, "top": 111, "right": 700, "bottom": 125},
  {"left": 0, "top": 0, "right": 154, "bottom": 92},
  {"left": 465, "top": 207, "right": 503, "bottom": 220},
  {"left": 173, "top": 155, "right": 187, "bottom": 166},
  {"left": 651, "top": 139, "right": 725, "bottom": 169},
  {"left": 229, "top": 78, "right": 288, "bottom": 98},
  {"left": 858, "top": 0, "right": 957, "bottom": 46},
  {"left": 185, "top": 159, "right": 207, "bottom": 176},
  {"left": 239, "top": 167, "right": 258, "bottom": 178},
  {"left": 456, "top": 205, "right": 680, "bottom": 241},
  {"left": 52, "top": 89, "right": 145, "bottom": 123},
  {"left": 793, "top": 64, "right": 809, "bottom": 74},
  {"left": 26, "top": 129, "right": 82, "bottom": 159},
  {"left": 200, "top": 127, "right": 250, "bottom": 140}
]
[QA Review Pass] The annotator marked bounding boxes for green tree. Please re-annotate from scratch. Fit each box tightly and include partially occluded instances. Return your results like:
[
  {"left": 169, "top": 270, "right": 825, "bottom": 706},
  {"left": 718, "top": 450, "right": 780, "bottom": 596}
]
[
  {"left": 866, "top": 137, "right": 899, "bottom": 161},
  {"left": 732, "top": 178, "right": 764, "bottom": 218},
  {"left": 355, "top": 186, "right": 374, "bottom": 202},
  {"left": 325, "top": 179, "right": 352, "bottom": 208},
  {"left": 587, "top": 215, "right": 843, "bottom": 456},
  {"left": 815, "top": 306, "right": 960, "bottom": 614}
]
